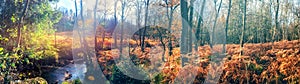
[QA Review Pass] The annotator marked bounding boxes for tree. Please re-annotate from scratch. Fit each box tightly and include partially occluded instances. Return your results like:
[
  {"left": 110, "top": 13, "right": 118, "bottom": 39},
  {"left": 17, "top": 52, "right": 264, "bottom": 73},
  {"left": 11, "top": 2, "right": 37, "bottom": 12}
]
[
  {"left": 120, "top": 0, "right": 126, "bottom": 56},
  {"left": 223, "top": 0, "right": 232, "bottom": 54},
  {"left": 141, "top": 0, "right": 150, "bottom": 52},
  {"left": 187, "top": 0, "right": 196, "bottom": 53},
  {"left": 94, "top": 0, "right": 99, "bottom": 55},
  {"left": 136, "top": 0, "right": 142, "bottom": 48},
  {"left": 162, "top": 0, "right": 180, "bottom": 56},
  {"left": 101, "top": 0, "right": 108, "bottom": 50},
  {"left": 195, "top": 0, "right": 206, "bottom": 51},
  {"left": 16, "top": 0, "right": 30, "bottom": 50},
  {"left": 211, "top": 0, "right": 223, "bottom": 48},
  {"left": 240, "top": 0, "right": 247, "bottom": 55},
  {"left": 113, "top": 0, "right": 118, "bottom": 48},
  {"left": 180, "top": 0, "right": 189, "bottom": 66},
  {"left": 272, "top": 0, "right": 280, "bottom": 47},
  {"left": 0, "top": 0, "right": 61, "bottom": 82}
]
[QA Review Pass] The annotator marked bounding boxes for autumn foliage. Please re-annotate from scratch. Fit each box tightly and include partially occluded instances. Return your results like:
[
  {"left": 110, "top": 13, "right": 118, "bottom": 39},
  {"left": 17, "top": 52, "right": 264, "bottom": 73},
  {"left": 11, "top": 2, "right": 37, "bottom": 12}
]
[{"left": 97, "top": 39, "right": 300, "bottom": 83}]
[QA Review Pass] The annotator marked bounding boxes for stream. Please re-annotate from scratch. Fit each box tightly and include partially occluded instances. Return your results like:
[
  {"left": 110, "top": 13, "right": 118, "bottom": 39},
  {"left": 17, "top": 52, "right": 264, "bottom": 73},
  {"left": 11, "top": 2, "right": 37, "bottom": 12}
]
[{"left": 42, "top": 63, "right": 87, "bottom": 83}]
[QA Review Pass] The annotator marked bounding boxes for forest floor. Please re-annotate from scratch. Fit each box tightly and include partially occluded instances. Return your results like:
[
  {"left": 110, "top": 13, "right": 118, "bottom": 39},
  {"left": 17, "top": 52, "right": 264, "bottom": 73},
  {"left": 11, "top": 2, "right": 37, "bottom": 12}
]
[
  {"left": 96, "top": 38, "right": 300, "bottom": 83},
  {"left": 44, "top": 31, "right": 300, "bottom": 83}
]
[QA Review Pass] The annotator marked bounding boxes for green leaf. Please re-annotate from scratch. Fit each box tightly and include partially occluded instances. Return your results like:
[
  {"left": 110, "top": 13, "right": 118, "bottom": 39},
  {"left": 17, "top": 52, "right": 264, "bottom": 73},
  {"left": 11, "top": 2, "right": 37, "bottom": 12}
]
[
  {"left": 4, "top": 38, "right": 8, "bottom": 41},
  {"left": 1, "top": 64, "right": 6, "bottom": 69},
  {"left": 4, "top": 53, "right": 9, "bottom": 57},
  {"left": 0, "top": 47, "right": 3, "bottom": 52},
  {"left": 11, "top": 63, "right": 16, "bottom": 68},
  {"left": 29, "top": 54, "right": 35, "bottom": 58},
  {"left": 11, "top": 15, "right": 16, "bottom": 23},
  {"left": 25, "top": 58, "right": 30, "bottom": 64}
]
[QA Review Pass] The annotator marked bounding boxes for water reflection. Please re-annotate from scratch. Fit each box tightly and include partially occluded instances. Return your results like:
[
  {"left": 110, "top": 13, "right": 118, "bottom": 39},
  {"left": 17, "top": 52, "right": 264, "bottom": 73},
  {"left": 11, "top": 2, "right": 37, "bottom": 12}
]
[{"left": 43, "top": 63, "right": 86, "bottom": 83}]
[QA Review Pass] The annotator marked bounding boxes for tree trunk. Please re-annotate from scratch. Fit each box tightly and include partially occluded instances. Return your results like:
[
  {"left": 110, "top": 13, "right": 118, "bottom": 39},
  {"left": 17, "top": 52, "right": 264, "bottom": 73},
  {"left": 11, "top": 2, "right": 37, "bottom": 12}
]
[
  {"left": 101, "top": 0, "right": 108, "bottom": 50},
  {"left": 276, "top": 0, "right": 280, "bottom": 41},
  {"left": 168, "top": 9, "right": 174, "bottom": 56},
  {"left": 223, "top": 0, "right": 232, "bottom": 54},
  {"left": 16, "top": 0, "right": 30, "bottom": 50},
  {"left": 188, "top": 0, "right": 195, "bottom": 53},
  {"left": 164, "top": 0, "right": 178, "bottom": 56},
  {"left": 240, "top": 0, "right": 247, "bottom": 56},
  {"left": 141, "top": 0, "right": 150, "bottom": 52},
  {"left": 272, "top": 0, "right": 280, "bottom": 46},
  {"left": 195, "top": 0, "right": 206, "bottom": 51},
  {"left": 211, "top": 0, "right": 223, "bottom": 49},
  {"left": 180, "top": 0, "right": 188, "bottom": 66},
  {"left": 136, "top": 0, "right": 141, "bottom": 47},
  {"left": 260, "top": 2, "right": 263, "bottom": 43},
  {"left": 94, "top": 0, "right": 99, "bottom": 52},
  {"left": 114, "top": 0, "right": 118, "bottom": 48},
  {"left": 120, "top": 0, "right": 126, "bottom": 57}
]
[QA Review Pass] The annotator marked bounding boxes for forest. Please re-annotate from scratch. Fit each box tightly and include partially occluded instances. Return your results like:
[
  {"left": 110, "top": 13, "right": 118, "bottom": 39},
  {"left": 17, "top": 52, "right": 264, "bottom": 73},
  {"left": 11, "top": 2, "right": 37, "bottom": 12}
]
[{"left": 0, "top": 0, "right": 300, "bottom": 84}]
